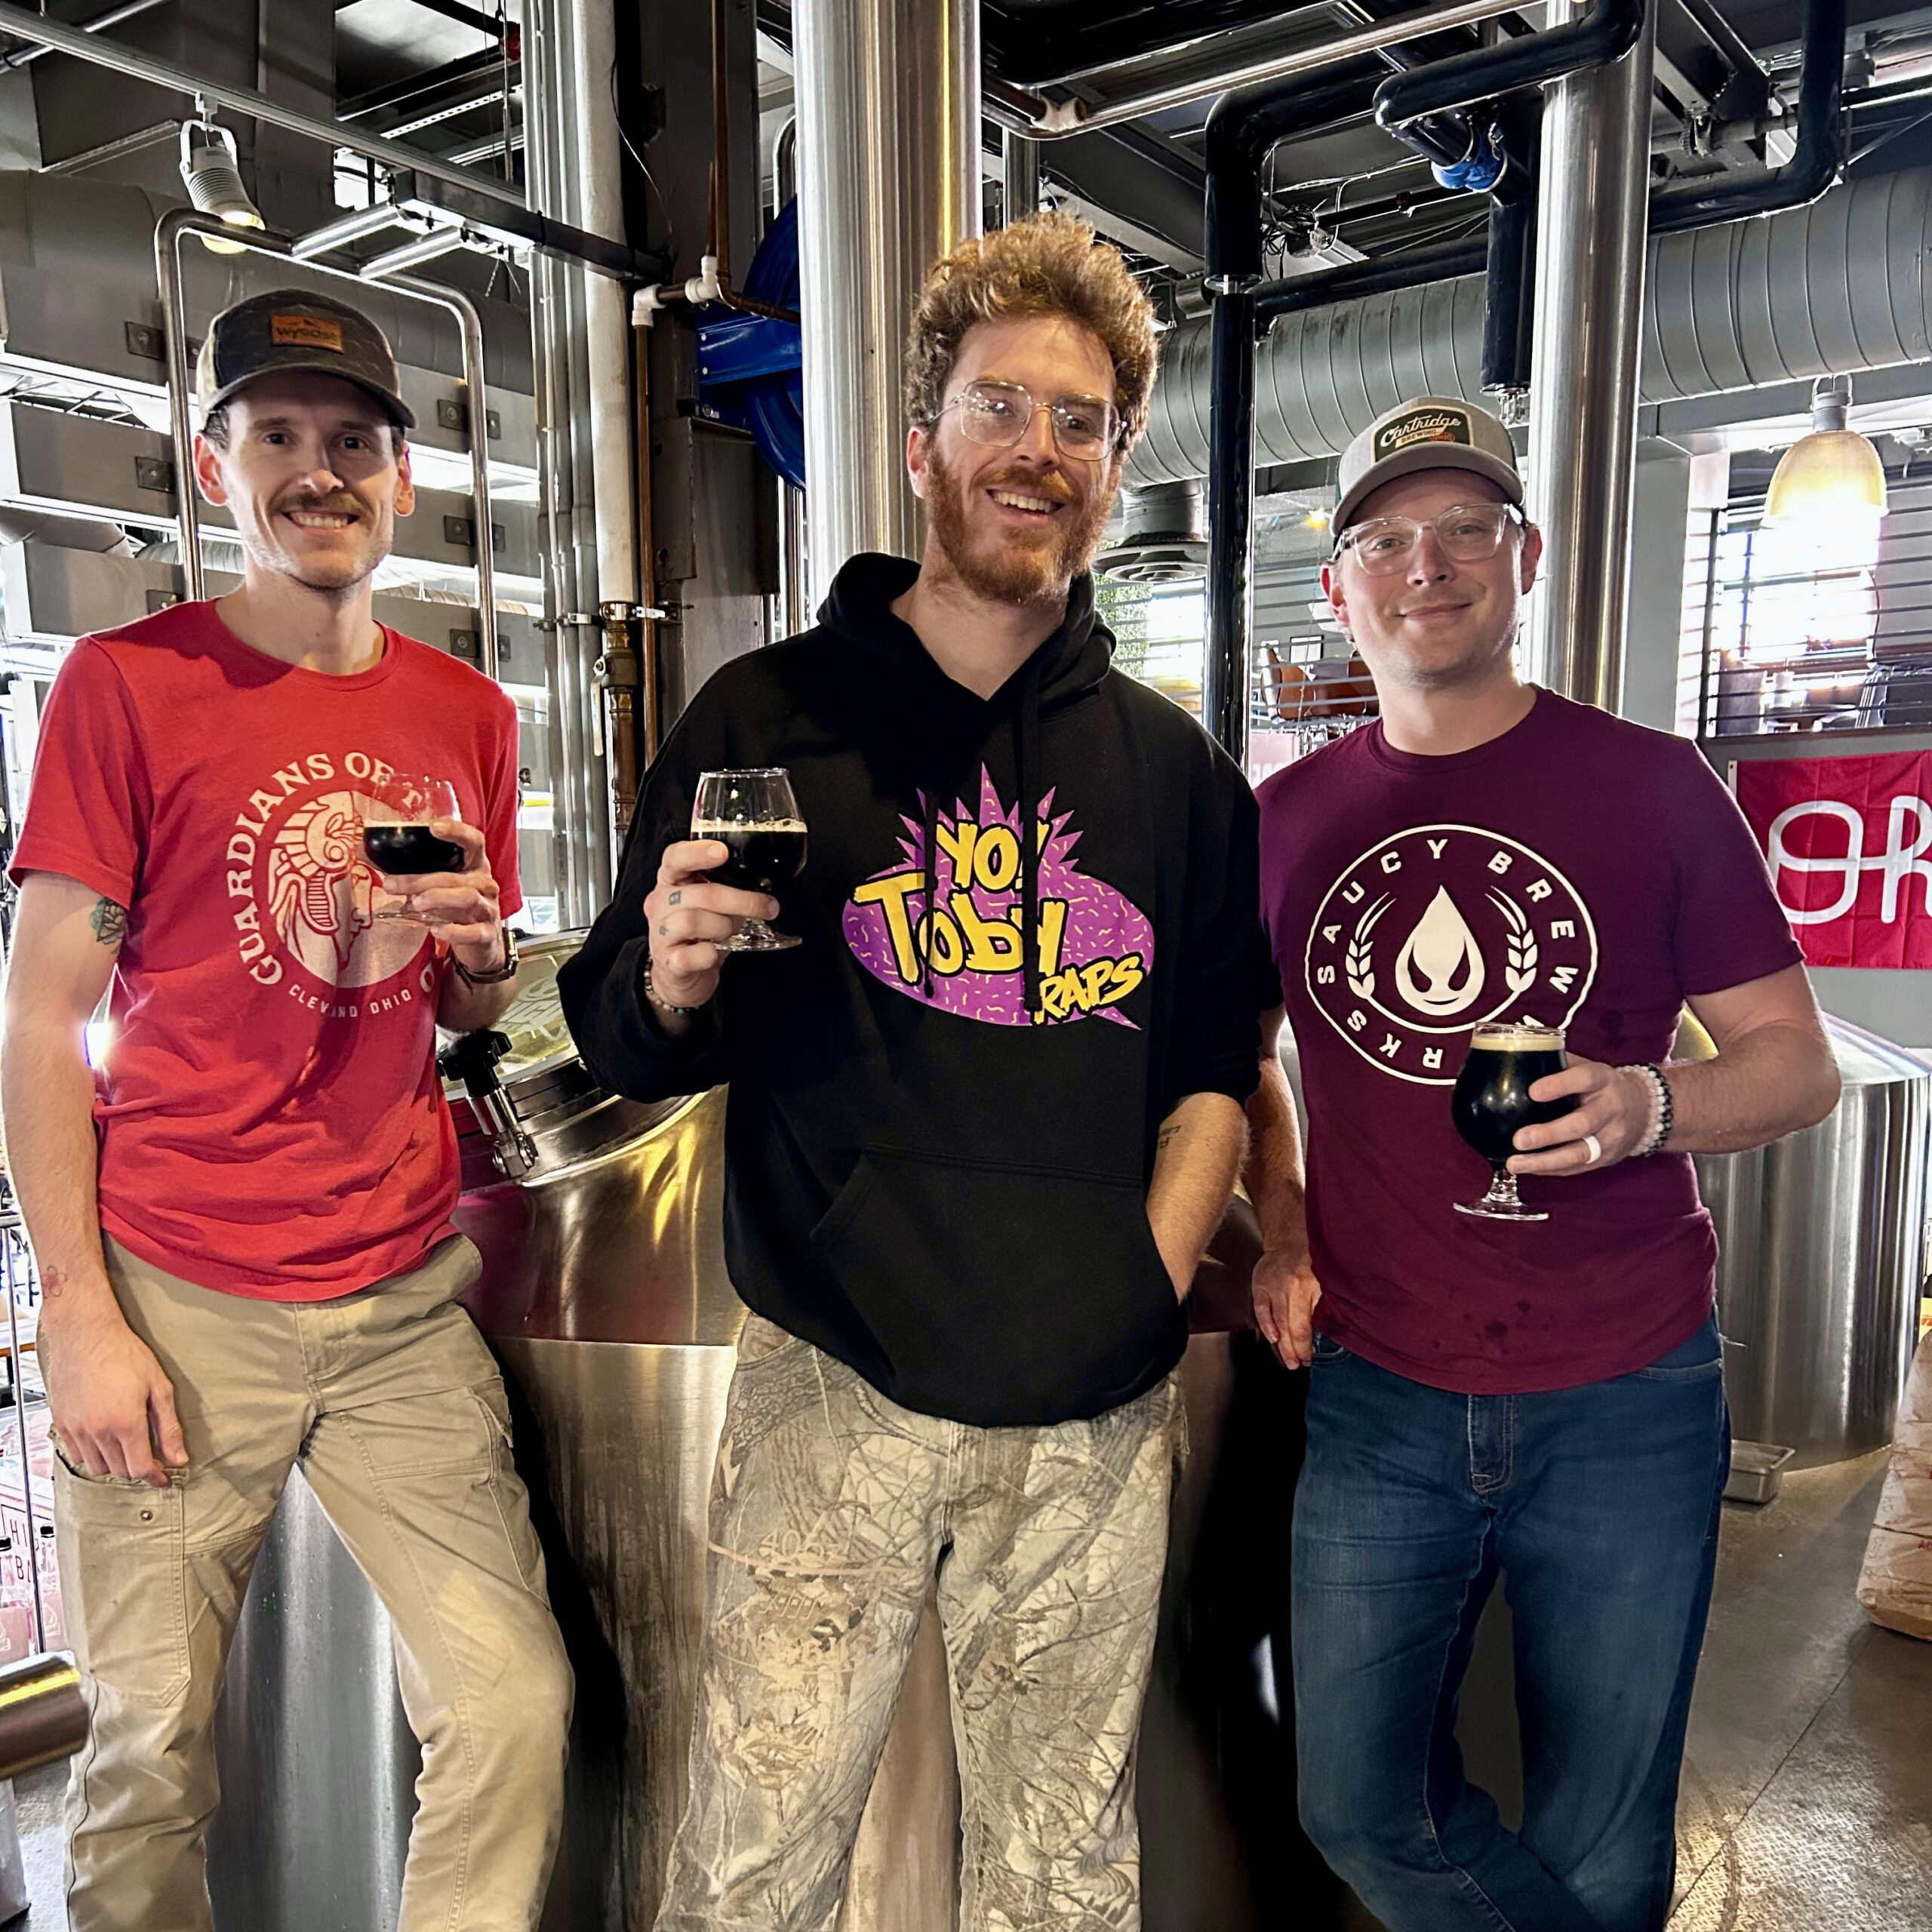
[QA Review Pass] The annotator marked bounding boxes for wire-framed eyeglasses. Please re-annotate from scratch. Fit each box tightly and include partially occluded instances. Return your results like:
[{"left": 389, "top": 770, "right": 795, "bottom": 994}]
[
  {"left": 934, "top": 380, "right": 1121, "bottom": 461},
  {"left": 1335, "top": 503, "right": 1525, "bottom": 575}
]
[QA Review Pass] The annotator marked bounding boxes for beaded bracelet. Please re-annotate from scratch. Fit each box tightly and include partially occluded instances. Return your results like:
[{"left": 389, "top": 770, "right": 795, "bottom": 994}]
[
  {"left": 1626, "top": 1061, "right": 1675, "bottom": 1157},
  {"left": 640, "top": 953, "right": 703, "bottom": 1017}
]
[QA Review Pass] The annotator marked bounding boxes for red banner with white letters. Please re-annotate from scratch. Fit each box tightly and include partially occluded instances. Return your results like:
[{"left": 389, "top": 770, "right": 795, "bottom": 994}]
[{"left": 1734, "top": 751, "right": 1932, "bottom": 970}]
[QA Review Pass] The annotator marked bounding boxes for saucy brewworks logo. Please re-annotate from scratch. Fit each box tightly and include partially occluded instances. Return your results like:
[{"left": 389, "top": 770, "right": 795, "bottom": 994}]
[
  {"left": 843, "top": 768, "right": 1152, "bottom": 1028},
  {"left": 1305, "top": 824, "right": 1598, "bottom": 1084}
]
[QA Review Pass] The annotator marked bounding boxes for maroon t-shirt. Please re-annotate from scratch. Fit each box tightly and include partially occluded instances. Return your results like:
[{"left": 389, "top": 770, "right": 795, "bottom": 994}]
[{"left": 1257, "top": 689, "right": 1804, "bottom": 1395}]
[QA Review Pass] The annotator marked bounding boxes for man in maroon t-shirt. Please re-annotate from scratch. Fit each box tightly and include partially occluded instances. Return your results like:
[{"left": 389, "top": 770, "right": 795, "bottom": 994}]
[
  {"left": 0, "top": 291, "right": 569, "bottom": 1930},
  {"left": 1245, "top": 395, "right": 1840, "bottom": 1932}
]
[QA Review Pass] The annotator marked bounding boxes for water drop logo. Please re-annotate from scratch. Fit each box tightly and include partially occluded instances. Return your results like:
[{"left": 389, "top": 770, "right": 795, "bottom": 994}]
[
  {"left": 843, "top": 768, "right": 1154, "bottom": 1028},
  {"left": 1306, "top": 824, "right": 1598, "bottom": 1084},
  {"left": 1393, "top": 884, "right": 1487, "bottom": 1017}
]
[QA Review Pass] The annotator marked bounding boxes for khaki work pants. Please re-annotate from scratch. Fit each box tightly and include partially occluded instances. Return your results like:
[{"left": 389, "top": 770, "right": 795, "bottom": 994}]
[
  {"left": 51, "top": 1233, "right": 574, "bottom": 1932},
  {"left": 657, "top": 1313, "right": 1183, "bottom": 1932}
]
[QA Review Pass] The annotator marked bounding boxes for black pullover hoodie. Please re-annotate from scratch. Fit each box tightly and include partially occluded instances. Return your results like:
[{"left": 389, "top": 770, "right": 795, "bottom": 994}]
[{"left": 559, "top": 554, "right": 1267, "bottom": 1427}]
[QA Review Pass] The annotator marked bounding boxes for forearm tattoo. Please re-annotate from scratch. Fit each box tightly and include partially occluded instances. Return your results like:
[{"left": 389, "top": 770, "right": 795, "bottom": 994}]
[{"left": 89, "top": 899, "right": 127, "bottom": 949}]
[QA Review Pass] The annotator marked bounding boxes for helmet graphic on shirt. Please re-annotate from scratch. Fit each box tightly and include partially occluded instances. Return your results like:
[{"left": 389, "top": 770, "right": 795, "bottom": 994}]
[
  {"left": 266, "top": 792, "right": 377, "bottom": 982},
  {"left": 1304, "top": 824, "right": 1598, "bottom": 1084}
]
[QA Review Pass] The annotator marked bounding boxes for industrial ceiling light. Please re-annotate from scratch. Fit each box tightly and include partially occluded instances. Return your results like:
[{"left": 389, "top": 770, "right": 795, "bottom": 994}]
[
  {"left": 1762, "top": 374, "right": 1888, "bottom": 534},
  {"left": 179, "top": 117, "right": 263, "bottom": 254}
]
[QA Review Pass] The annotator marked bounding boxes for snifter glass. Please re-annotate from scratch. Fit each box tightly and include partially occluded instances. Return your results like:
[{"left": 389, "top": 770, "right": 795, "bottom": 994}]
[
  {"left": 691, "top": 768, "right": 808, "bottom": 954},
  {"left": 1450, "top": 1022, "right": 1578, "bottom": 1223},
  {"left": 360, "top": 774, "right": 465, "bottom": 922}
]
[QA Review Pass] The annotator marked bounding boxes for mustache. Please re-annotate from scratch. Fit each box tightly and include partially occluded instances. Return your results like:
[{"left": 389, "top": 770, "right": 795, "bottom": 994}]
[{"left": 980, "top": 468, "right": 1077, "bottom": 506}]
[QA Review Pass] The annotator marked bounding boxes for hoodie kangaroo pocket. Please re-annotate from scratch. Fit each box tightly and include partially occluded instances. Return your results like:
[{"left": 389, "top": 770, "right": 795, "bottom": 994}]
[{"left": 809, "top": 1147, "right": 1182, "bottom": 1425}]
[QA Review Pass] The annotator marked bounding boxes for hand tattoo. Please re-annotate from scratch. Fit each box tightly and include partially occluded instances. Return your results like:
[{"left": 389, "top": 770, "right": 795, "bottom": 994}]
[
  {"left": 668, "top": 890, "right": 682, "bottom": 907},
  {"left": 90, "top": 899, "right": 128, "bottom": 949}
]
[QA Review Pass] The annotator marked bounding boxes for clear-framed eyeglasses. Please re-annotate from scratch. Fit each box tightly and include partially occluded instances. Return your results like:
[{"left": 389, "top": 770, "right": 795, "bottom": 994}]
[
  {"left": 1335, "top": 503, "right": 1525, "bottom": 575},
  {"left": 934, "top": 380, "right": 1121, "bottom": 461}
]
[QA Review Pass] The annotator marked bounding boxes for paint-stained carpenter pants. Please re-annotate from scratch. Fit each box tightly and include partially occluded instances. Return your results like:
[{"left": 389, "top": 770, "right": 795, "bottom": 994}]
[
  {"left": 53, "top": 1234, "right": 574, "bottom": 1932},
  {"left": 656, "top": 1313, "right": 1183, "bottom": 1932}
]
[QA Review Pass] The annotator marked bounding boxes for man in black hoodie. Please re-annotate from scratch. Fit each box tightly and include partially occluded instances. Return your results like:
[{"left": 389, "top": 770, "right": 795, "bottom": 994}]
[{"left": 561, "top": 212, "right": 1264, "bottom": 1930}]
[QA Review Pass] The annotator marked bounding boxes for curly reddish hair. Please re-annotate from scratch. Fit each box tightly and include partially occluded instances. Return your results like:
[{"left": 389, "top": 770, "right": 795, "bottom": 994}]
[{"left": 904, "top": 211, "right": 1159, "bottom": 453}]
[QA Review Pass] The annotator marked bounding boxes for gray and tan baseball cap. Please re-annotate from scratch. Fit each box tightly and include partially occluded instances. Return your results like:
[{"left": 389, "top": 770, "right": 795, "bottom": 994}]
[
  {"left": 193, "top": 288, "right": 415, "bottom": 431},
  {"left": 1334, "top": 395, "right": 1521, "bottom": 533}
]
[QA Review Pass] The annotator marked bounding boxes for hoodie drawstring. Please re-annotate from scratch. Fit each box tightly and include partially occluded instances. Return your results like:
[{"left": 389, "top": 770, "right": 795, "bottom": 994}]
[
  {"left": 1016, "top": 657, "right": 1042, "bottom": 1022},
  {"left": 920, "top": 776, "right": 943, "bottom": 1001}
]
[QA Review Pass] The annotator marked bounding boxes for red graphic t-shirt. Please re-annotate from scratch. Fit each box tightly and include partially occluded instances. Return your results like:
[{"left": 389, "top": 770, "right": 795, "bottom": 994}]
[
  {"left": 1257, "top": 690, "right": 1804, "bottom": 1395},
  {"left": 11, "top": 601, "right": 521, "bottom": 1300}
]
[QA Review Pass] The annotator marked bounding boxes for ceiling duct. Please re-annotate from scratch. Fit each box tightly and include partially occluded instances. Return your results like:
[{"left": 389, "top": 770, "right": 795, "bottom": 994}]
[
  {"left": 1128, "top": 166, "right": 1932, "bottom": 485},
  {"left": 1094, "top": 480, "right": 1209, "bottom": 583}
]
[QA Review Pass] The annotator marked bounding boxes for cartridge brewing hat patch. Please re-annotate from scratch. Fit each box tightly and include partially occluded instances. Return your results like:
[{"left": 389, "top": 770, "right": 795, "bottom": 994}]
[{"left": 1334, "top": 393, "right": 1522, "bottom": 533}]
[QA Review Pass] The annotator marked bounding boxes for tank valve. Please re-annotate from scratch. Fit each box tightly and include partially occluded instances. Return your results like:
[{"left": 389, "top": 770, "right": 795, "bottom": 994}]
[{"left": 437, "top": 1030, "right": 538, "bottom": 1180}]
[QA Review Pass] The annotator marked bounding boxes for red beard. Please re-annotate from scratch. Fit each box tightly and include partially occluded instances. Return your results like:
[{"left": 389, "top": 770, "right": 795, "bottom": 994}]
[{"left": 924, "top": 441, "right": 1115, "bottom": 606}]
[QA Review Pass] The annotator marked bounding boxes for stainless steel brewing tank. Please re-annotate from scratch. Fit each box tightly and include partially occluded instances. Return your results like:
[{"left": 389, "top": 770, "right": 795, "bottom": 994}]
[
  {"left": 1698, "top": 1017, "right": 1932, "bottom": 1468},
  {"left": 209, "top": 934, "right": 1310, "bottom": 1930}
]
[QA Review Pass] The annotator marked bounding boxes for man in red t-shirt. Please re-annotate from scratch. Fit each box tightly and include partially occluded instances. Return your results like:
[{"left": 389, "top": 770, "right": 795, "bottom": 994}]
[
  {"left": 1, "top": 290, "right": 570, "bottom": 1931},
  {"left": 1245, "top": 396, "right": 1841, "bottom": 1932}
]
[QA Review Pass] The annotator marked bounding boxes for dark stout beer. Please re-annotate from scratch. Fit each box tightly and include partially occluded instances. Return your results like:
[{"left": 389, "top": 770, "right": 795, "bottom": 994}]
[
  {"left": 694, "top": 821, "right": 808, "bottom": 897},
  {"left": 363, "top": 823, "right": 466, "bottom": 875},
  {"left": 1451, "top": 1023, "right": 1576, "bottom": 1223}
]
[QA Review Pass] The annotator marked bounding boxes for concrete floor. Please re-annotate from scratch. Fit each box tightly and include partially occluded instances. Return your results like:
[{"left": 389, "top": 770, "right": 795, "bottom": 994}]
[
  {"left": 5, "top": 1455, "right": 1928, "bottom": 1929},
  {"left": 1669, "top": 1451, "right": 1932, "bottom": 1932}
]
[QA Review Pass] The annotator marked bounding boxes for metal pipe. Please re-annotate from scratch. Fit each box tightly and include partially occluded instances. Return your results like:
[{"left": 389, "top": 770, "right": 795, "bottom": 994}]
[
  {"left": 1521, "top": 0, "right": 1658, "bottom": 706},
  {"left": 1372, "top": 0, "right": 1644, "bottom": 132},
  {"left": 1204, "top": 290, "right": 1256, "bottom": 761},
  {"left": 0, "top": 0, "right": 529, "bottom": 205},
  {"left": 2, "top": 1224, "right": 43, "bottom": 1650},
  {"left": 1253, "top": 234, "right": 1487, "bottom": 320},
  {"left": 395, "top": 274, "right": 500, "bottom": 683},
  {"left": 1481, "top": 95, "right": 1540, "bottom": 398},
  {"left": 152, "top": 211, "right": 500, "bottom": 683},
  {"left": 772, "top": 118, "right": 810, "bottom": 645},
  {"left": 360, "top": 226, "right": 469, "bottom": 281},
  {"left": 291, "top": 203, "right": 417, "bottom": 260},
  {"left": 0, "top": 1651, "right": 88, "bottom": 1779},
  {"left": 1650, "top": 0, "right": 1844, "bottom": 233},
  {"left": 794, "top": 0, "right": 981, "bottom": 603},
  {"left": 1028, "top": 0, "right": 1529, "bottom": 138},
  {"left": 523, "top": 0, "right": 608, "bottom": 917},
  {"left": 0, "top": 0, "right": 168, "bottom": 70},
  {"left": 1001, "top": 128, "right": 1040, "bottom": 225},
  {"left": 565, "top": 0, "right": 639, "bottom": 611}
]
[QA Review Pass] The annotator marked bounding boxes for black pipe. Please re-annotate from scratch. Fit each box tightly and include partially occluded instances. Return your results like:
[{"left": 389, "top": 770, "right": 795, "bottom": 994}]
[
  {"left": 1481, "top": 94, "right": 1541, "bottom": 392},
  {"left": 1371, "top": 0, "right": 1645, "bottom": 134},
  {"left": 1649, "top": 0, "right": 1845, "bottom": 232},
  {"left": 1252, "top": 235, "right": 1488, "bottom": 322},
  {"left": 1204, "top": 69, "right": 1386, "bottom": 288},
  {"left": 1204, "top": 290, "right": 1257, "bottom": 760},
  {"left": 1202, "top": 71, "right": 1387, "bottom": 767}
]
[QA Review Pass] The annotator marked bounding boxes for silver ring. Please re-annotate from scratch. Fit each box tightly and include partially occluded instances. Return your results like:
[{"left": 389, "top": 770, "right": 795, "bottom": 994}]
[{"left": 1582, "top": 1133, "right": 1603, "bottom": 1166}]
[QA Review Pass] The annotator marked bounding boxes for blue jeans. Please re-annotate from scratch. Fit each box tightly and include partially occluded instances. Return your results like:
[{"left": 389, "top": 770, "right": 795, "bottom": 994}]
[{"left": 1291, "top": 1315, "right": 1728, "bottom": 1932}]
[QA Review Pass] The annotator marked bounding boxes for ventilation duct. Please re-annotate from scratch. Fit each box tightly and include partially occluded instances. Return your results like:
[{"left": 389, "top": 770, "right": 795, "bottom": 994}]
[
  {"left": 1094, "top": 479, "right": 1209, "bottom": 582},
  {"left": 1128, "top": 166, "right": 1932, "bottom": 486}
]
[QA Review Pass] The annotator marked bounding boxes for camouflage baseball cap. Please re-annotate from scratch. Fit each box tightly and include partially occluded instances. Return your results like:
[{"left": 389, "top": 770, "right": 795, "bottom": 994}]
[
  {"left": 193, "top": 288, "right": 414, "bottom": 431},
  {"left": 1334, "top": 395, "right": 1521, "bottom": 534}
]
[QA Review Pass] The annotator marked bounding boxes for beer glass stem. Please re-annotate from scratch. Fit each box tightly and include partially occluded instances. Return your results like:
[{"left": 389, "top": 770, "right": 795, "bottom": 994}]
[{"left": 1481, "top": 1164, "right": 1527, "bottom": 1212}]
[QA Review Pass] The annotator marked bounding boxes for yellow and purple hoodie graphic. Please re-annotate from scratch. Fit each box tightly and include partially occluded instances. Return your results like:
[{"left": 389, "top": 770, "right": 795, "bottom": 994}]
[{"left": 842, "top": 767, "right": 1153, "bottom": 1028}]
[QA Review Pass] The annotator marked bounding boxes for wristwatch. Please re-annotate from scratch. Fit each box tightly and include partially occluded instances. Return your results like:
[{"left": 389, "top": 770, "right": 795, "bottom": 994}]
[{"left": 453, "top": 924, "right": 520, "bottom": 986}]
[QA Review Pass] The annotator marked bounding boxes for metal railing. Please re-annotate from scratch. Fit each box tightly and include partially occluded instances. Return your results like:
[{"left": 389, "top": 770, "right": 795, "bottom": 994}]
[{"left": 153, "top": 209, "right": 500, "bottom": 683}]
